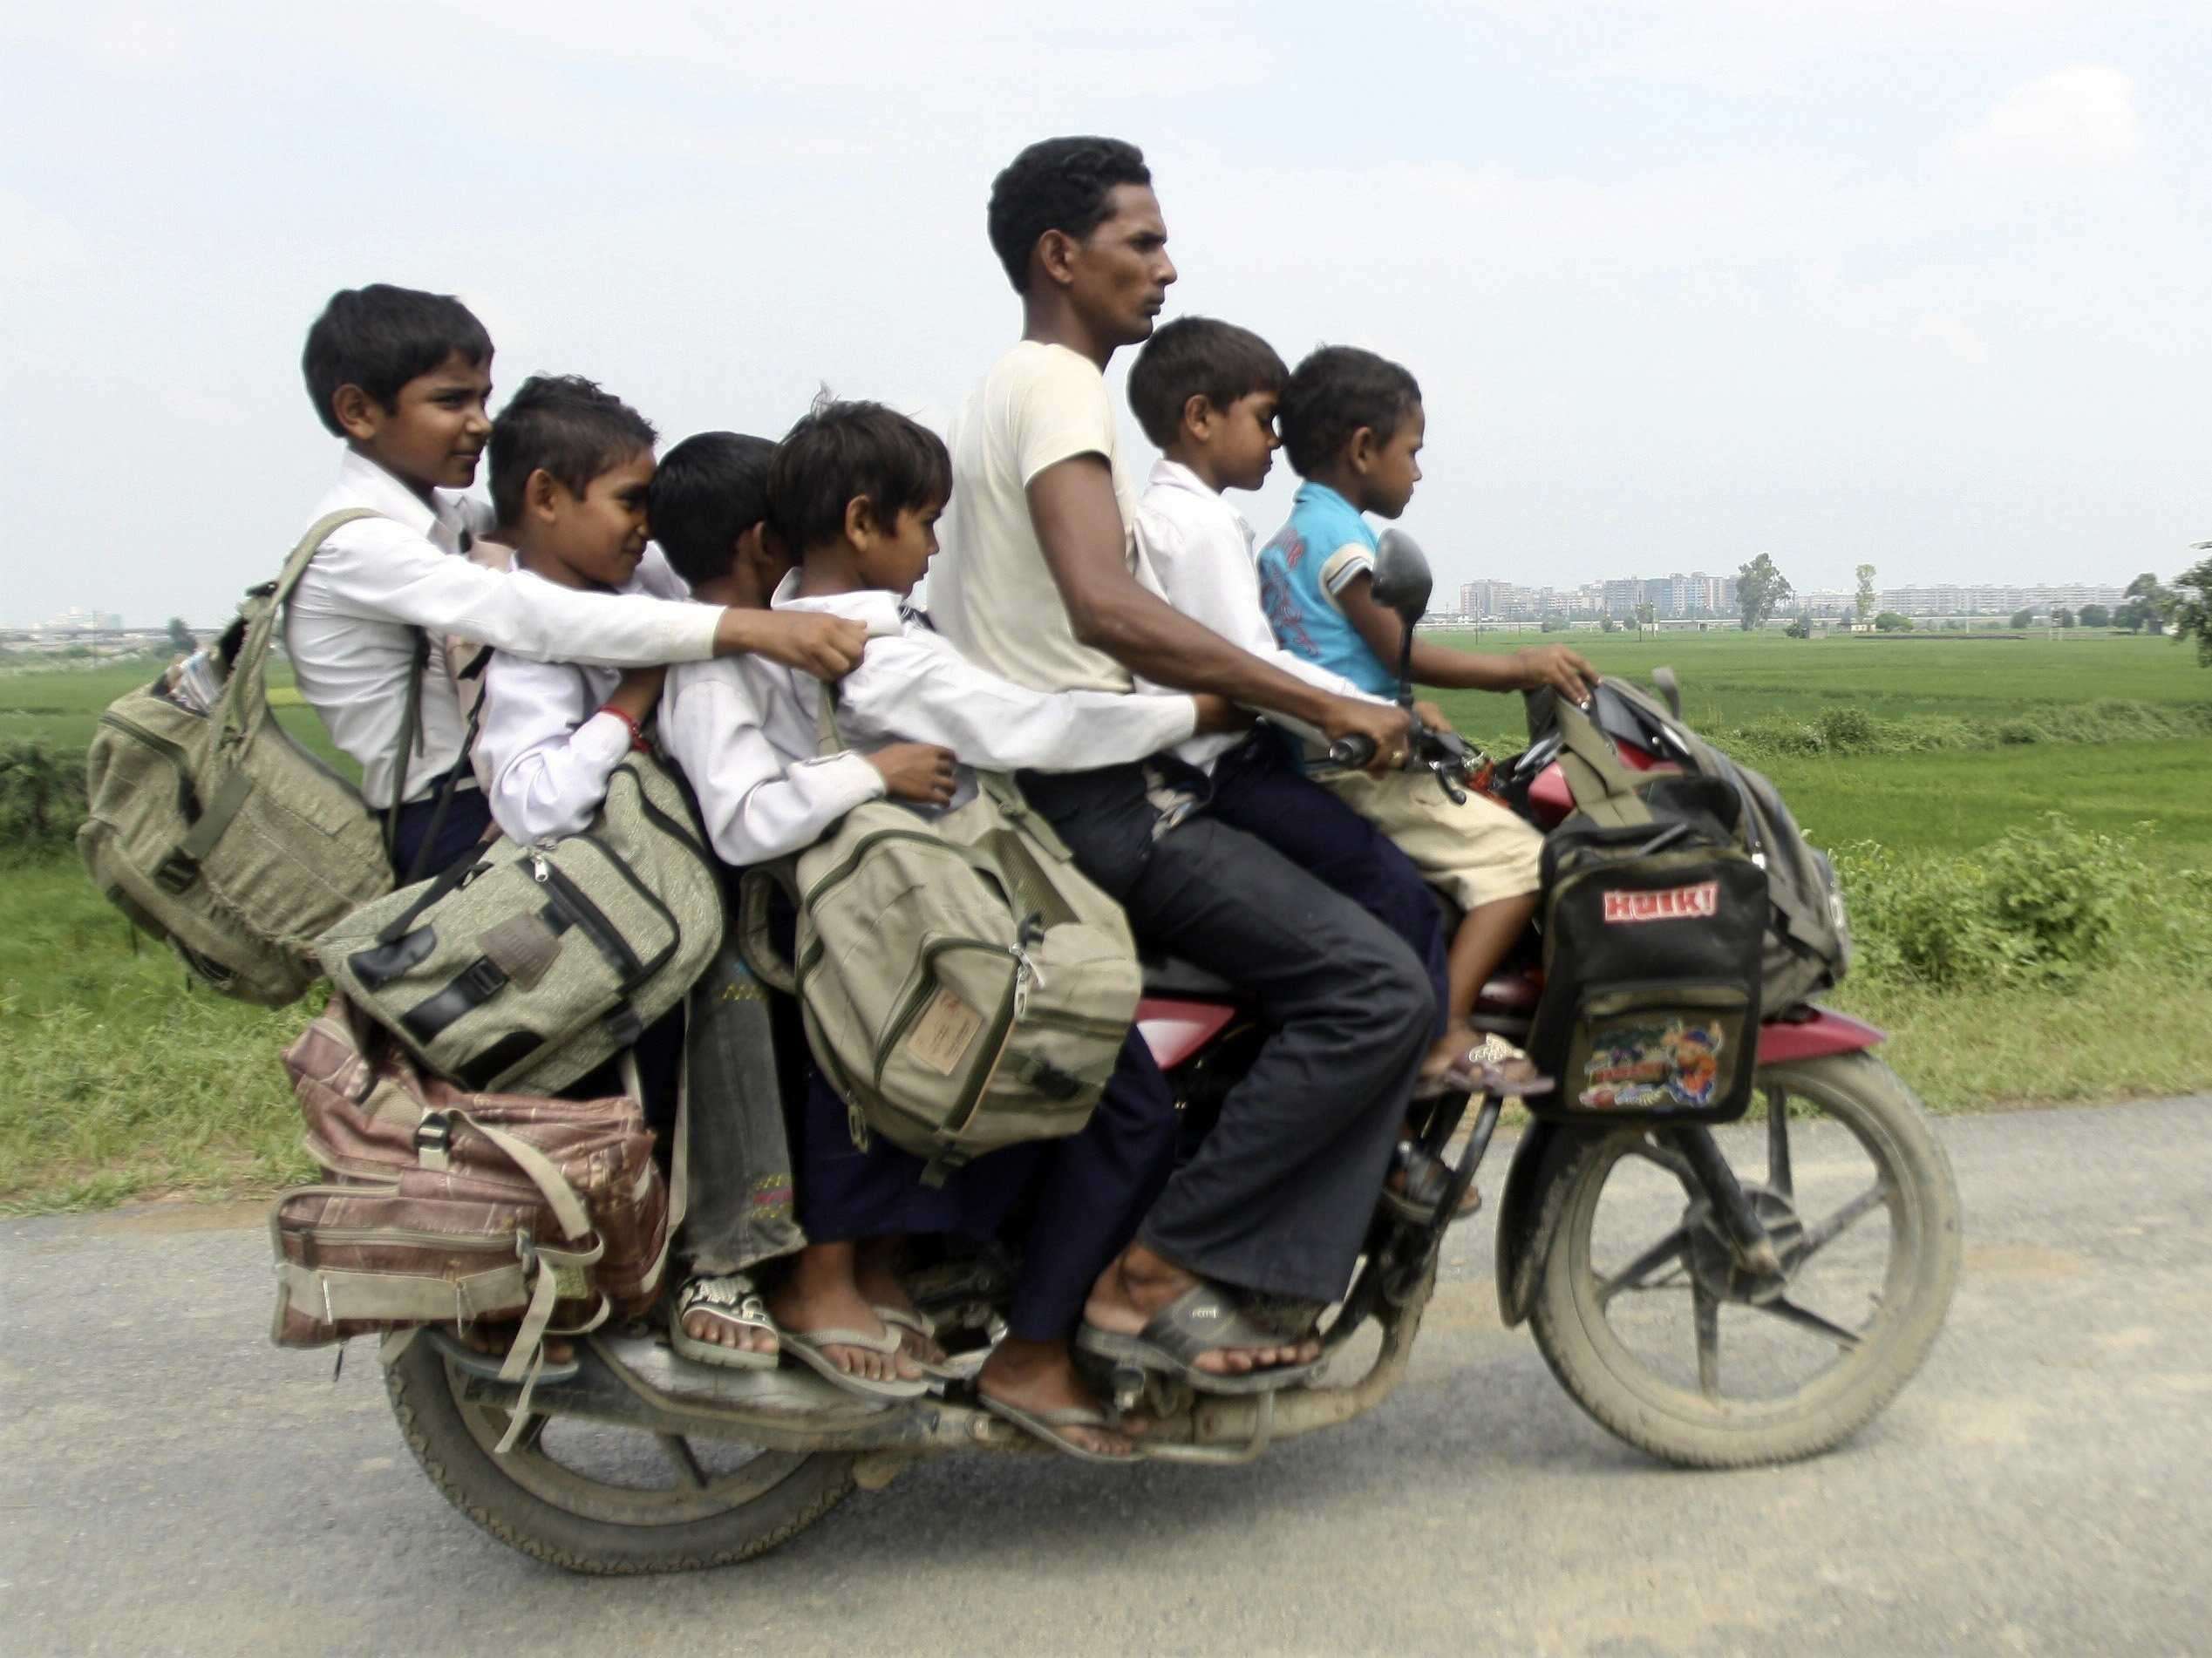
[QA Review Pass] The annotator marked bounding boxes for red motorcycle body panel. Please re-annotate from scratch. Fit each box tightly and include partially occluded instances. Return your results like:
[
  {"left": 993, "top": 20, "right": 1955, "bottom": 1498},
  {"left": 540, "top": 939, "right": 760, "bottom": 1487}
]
[
  {"left": 1136, "top": 999, "right": 1239, "bottom": 1070},
  {"left": 1755, "top": 1009, "right": 1884, "bottom": 1064}
]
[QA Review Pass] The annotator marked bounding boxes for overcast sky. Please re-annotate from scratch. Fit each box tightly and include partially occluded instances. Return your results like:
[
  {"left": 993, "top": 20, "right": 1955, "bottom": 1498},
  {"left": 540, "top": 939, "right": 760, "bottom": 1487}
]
[{"left": 4, "top": 0, "right": 2209, "bottom": 625}]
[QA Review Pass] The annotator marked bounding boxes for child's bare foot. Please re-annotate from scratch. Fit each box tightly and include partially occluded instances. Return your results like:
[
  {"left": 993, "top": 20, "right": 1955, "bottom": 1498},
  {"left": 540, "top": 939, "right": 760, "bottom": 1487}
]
[
  {"left": 854, "top": 1238, "right": 948, "bottom": 1370},
  {"left": 1081, "top": 1246, "right": 1321, "bottom": 1377},
  {"left": 978, "top": 1335, "right": 1142, "bottom": 1460}
]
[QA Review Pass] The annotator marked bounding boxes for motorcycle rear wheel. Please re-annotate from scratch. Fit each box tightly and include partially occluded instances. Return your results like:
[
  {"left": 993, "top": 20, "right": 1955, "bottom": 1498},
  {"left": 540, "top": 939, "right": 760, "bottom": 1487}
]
[
  {"left": 385, "top": 1337, "right": 854, "bottom": 1574},
  {"left": 1528, "top": 1050, "right": 1961, "bottom": 1468}
]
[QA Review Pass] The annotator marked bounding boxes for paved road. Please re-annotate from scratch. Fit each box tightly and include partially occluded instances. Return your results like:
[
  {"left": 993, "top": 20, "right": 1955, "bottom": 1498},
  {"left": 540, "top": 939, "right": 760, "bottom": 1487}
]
[{"left": 5, "top": 1097, "right": 2209, "bottom": 1657}]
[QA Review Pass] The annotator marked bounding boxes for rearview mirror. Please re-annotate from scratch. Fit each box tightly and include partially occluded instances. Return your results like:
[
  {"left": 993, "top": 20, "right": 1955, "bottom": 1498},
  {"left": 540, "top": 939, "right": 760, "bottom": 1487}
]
[{"left": 1371, "top": 529, "right": 1433, "bottom": 625}]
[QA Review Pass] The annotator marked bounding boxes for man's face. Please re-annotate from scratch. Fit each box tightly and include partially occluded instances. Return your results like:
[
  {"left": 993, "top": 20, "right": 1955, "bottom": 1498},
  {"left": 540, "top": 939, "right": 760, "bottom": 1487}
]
[
  {"left": 858, "top": 500, "right": 942, "bottom": 598},
  {"left": 539, "top": 448, "right": 655, "bottom": 590},
  {"left": 344, "top": 350, "right": 493, "bottom": 495},
  {"left": 1366, "top": 402, "right": 1426, "bottom": 519},
  {"left": 1065, "top": 184, "right": 1176, "bottom": 349},
  {"left": 1212, "top": 391, "right": 1281, "bottom": 493}
]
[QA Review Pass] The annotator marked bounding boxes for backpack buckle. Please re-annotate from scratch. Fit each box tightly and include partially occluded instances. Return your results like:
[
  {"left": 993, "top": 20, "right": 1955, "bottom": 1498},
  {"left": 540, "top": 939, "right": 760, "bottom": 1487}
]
[
  {"left": 414, "top": 1111, "right": 453, "bottom": 1171},
  {"left": 153, "top": 851, "right": 200, "bottom": 894}
]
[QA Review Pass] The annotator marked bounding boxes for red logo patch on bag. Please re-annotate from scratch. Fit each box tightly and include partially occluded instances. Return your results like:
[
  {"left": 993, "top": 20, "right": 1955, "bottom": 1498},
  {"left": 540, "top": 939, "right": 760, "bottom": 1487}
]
[{"left": 1603, "top": 881, "right": 1719, "bottom": 924}]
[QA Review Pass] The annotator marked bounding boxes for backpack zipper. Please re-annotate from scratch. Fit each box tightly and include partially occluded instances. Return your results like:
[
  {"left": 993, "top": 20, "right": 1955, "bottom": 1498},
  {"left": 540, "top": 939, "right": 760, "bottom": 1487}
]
[{"left": 99, "top": 710, "right": 203, "bottom": 821}]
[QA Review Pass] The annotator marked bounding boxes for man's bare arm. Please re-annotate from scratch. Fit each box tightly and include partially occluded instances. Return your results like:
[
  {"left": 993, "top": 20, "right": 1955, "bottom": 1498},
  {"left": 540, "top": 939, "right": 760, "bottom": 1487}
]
[{"left": 1027, "top": 456, "right": 1405, "bottom": 754}]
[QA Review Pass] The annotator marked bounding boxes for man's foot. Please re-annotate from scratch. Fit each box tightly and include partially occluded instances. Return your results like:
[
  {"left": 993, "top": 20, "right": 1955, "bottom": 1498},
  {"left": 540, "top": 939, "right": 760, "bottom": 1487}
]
[
  {"left": 766, "top": 1244, "right": 924, "bottom": 1387},
  {"left": 977, "top": 1336, "right": 1141, "bottom": 1460},
  {"left": 1081, "top": 1246, "right": 1322, "bottom": 1378},
  {"left": 854, "top": 1238, "right": 949, "bottom": 1371},
  {"left": 671, "top": 1272, "right": 779, "bottom": 1367}
]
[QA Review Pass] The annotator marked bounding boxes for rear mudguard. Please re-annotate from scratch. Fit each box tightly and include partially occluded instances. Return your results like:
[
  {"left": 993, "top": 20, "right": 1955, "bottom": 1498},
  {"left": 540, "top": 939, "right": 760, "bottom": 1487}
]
[{"left": 1493, "top": 1008, "right": 1883, "bottom": 1327}]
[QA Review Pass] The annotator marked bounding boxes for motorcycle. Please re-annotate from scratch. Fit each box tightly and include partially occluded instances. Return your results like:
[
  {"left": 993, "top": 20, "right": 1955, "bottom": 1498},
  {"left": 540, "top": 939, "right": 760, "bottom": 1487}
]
[{"left": 378, "top": 534, "right": 1962, "bottom": 1576}]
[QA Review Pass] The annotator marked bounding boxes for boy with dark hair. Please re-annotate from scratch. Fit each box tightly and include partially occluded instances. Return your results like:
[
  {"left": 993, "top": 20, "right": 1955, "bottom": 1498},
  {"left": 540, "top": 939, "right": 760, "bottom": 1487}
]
[
  {"left": 1260, "top": 344, "right": 1597, "bottom": 1069},
  {"left": 733, "top": 397, "right": 1244, "bottom": 1457},
  {"left": 930, "top": 139, "right": 1443, "bottom": 1393},
  {"left": 286, "top": 283, "right": 865, "bottom": 879},
  {"left": 471, "top": 376, "right": 686, "bottom": 845}
]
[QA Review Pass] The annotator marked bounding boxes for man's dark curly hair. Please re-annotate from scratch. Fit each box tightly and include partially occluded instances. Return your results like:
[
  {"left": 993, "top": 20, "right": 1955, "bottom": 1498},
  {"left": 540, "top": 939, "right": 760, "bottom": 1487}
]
[
  {"left": 1127, "top": 317, "right": 1289, "bottom": 448},
  {"left": 987, "top": 137, "right": 1152, "bottom": 293},
  {"left": 1276, "top": 346, "right": 1423, "bottom": 478}
]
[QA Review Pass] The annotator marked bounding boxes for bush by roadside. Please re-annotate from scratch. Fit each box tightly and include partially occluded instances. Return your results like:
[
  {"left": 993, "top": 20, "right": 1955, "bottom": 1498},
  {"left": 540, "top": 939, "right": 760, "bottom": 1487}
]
[
  {"left": 0, "top": 742, "right": 87, "bottom": 863},
  {"left": 1718, "top": 698, "right": 2212, "bottom": 763}
]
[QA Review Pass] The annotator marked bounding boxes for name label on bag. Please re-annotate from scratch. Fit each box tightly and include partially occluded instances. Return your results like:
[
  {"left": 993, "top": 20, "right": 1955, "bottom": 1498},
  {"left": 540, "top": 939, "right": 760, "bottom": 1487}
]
[
  {"left": 1603, "top": 881, "right": 1719, "bottom": 925},
  {"left": 908, "top": 988, "right": 983, "bottom": 1076}
]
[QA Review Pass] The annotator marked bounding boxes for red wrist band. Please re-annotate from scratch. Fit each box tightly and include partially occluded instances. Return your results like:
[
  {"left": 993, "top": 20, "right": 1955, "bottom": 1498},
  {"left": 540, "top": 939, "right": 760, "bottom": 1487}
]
[{"left": 597, "top": 703, "right": 651, "bottom": 752}]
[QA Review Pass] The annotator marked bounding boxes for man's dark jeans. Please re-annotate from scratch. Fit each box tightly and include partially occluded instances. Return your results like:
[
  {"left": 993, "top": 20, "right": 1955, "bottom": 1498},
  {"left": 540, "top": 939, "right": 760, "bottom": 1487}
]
[{"left": 1020, "top": 761, "right": 1435, "bottom": 1304}]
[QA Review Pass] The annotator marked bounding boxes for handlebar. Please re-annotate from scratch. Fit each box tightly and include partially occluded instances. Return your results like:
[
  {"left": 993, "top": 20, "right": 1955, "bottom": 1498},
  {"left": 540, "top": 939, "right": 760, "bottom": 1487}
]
[{"left": 1326, "top": 733, "right": 1378, "bottom": 768}]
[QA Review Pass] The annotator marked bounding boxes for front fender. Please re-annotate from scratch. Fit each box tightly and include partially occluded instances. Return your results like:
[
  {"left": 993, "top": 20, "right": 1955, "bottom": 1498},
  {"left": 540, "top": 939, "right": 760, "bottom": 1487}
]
[{"left": 1494, "top": 1120, "right": 1598, "bottom": 1328}]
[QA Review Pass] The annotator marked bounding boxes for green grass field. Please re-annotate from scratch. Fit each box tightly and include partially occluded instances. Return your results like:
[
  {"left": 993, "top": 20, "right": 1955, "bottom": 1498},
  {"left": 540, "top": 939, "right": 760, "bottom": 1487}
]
[{"left": 3, "top": 632, "right": 2209, "bottom": 1211}]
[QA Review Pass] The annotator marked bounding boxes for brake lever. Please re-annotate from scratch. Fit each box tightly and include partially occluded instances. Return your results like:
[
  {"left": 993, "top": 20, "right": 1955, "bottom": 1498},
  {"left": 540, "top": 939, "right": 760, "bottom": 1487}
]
[{"left": 1428, "top": 761, "right": 1468, "bottom": 805}]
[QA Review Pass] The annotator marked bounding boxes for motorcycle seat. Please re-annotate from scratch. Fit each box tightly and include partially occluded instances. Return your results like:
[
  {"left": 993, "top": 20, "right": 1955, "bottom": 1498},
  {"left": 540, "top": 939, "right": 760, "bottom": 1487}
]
[{"left": 1138, "top": 954, "right": 1244, "bottom": 1002}]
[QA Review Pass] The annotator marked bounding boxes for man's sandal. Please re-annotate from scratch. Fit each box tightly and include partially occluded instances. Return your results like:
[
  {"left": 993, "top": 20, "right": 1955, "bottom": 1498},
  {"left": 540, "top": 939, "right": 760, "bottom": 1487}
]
[
  {"left": 669, "top": 1272, "right": 780, "bottom": 1371},
  {"left": 1076, "top": 1281, "right": 1324, "bottom": 1396}
]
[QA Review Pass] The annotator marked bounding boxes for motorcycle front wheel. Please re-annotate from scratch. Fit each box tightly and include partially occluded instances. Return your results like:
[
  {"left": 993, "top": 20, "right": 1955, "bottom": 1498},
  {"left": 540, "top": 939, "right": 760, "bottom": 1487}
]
[
  {"left": 385, "top": 1337, "right": 854, "bottom": 1574},
  {"left": 1527, "top": 1050, "right": 1962, "bottom": 1468}
]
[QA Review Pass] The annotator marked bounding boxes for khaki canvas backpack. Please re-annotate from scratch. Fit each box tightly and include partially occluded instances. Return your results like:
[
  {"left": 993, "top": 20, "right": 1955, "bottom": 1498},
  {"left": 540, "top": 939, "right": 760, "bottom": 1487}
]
[
  {"left": 78, "top": 509, "right": 403, "bottom": 1005},
  {"left": 740, "top": 703, "right": 1142, "bottom": 1183},
  {"left": 316, "top": 751, "right": 725, "bottom": 1094}
]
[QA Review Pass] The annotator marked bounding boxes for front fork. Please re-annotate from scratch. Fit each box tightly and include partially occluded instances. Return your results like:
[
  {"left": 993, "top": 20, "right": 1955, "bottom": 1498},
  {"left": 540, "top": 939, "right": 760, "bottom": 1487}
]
[{"left": 1666, "top": 1124, "right": 1783, "bottom": 1276}]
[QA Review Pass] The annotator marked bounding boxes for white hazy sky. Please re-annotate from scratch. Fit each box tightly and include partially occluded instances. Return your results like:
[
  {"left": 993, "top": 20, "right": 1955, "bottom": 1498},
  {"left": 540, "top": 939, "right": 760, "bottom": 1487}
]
[{"left": 4, "top": 0, "right": 2209, "bottom": 625}]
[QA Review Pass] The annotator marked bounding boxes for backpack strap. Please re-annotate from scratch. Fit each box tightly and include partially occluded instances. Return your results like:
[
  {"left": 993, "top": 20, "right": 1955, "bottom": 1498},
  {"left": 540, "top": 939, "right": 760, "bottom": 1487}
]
[
  {"left": 1553, "top": 700, "right": 1656, "bottom": 830},
  {"left": 734, "top": 868, "right": 800, "bottom": 994},
  {"left": 218, "top": 508, "right": 383, "bottom": 754},
  {"left": 1650, "top": 665, "right": 1685, "bottom": 721}
]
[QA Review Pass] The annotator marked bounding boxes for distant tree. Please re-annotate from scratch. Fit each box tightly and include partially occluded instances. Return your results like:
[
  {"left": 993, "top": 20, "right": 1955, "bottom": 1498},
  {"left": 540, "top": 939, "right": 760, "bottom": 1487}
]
[
  {"left": 2079, "top": 603, "right": 2111, "bottom": 629},
  {"left": 165, "top": 617, "right": 195, "bottom": 654},
  {"left": 1634, "top": 601, "right": 1656, "bottom": 638},
  {"left": 2054, "top": 607, "right": 2076, "bottom": 629},
  {"left": 2173, "top": 550, "right": 2212, "bottom": 667},
  {"left": 1854, "top": 563, "right": 1877, "bottom": 625},
  {"left": 2125, "top": 573, "right": 2169, "bottom": 635},
  {"left": 2009, "top": 607, "right": 2034, "bottom": 629},
  {"left": 1601, "top": 617, "right": 1621, "bottom": 634},
  {"left": 1874, "top": 611, "right": 1913, "bottom": 632},
  {"left": 1539, "top": 615, "right": 1566, "bottom": 633},
  {"left": 1736, "top": 554, "right": 1793, "bottom": 631}
]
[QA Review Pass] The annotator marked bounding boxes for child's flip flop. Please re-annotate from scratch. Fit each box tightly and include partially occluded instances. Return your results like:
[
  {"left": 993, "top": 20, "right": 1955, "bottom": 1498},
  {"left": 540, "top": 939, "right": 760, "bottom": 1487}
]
[
  {"left": 1076, "top": 1281, "right": 1324, "bottom": 1396},
  {"left": 978, "top": 1393, "right": 1140, "bottom": 1464},
  {"left": 779, "top": 1324, "right": 931, "bottom": 1401}
]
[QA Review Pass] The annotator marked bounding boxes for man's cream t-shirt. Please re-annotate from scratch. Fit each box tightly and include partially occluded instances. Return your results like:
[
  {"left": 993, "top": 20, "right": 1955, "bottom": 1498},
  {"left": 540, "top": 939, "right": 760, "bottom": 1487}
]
[{"left": 929, "top": 341, "right": 1142, "bottom": 696}]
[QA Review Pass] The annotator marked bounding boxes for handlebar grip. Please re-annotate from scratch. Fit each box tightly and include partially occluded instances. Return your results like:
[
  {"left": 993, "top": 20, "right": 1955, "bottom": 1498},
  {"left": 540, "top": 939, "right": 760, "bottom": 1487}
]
[{"left": 1327, "top": 734, "right": 1378, "bottom": 767}]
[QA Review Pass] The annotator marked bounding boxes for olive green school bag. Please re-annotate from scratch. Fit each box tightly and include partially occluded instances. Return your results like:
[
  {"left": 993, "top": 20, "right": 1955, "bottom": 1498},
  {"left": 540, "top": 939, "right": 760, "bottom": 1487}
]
[
  {"left": 78, "top": 509, "right": 401, "bottom": 1006},
  {"left": 739, "top": 705, "right": 1142, "bottom": 1183},
  {"left": 316, "top": 751, "right": 725, "bottom": 1095}
]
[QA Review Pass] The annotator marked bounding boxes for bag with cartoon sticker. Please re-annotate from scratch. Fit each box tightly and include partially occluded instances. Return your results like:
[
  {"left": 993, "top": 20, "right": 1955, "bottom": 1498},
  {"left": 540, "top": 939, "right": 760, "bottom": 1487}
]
[{"left": 1528, "top": 775, "right": 1767, "bottom": 1123}]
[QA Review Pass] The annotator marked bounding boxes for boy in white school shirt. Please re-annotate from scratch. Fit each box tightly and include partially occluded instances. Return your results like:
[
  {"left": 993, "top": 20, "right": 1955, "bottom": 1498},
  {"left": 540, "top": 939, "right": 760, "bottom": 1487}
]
[
  {"left": 670, "top": 399, "right": 1238, "bottom": 1457},
  {"left": 469, "top": 375, "right": 689, "bottom": 844},
  {"left": 284, "top": 283, "right": 866, "bottom": 880}
]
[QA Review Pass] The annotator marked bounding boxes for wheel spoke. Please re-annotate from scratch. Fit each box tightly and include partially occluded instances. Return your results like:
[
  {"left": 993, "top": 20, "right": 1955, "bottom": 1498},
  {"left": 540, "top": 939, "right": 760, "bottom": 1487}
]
[
  {"left": 1597, "top": 1227, "right": 1692, "bottom": 1304},
  {"left": 1753, "top": 1294, "right": 1863, "bottom": 1350},
  {"left": 1692, "top": 1284, "right": 1721, "bottom": 1399},
  {"left": 501, "top": 1411, "right": 547, "bottom": 1456},
  {"left": 1766, "top": 1087, "right": 1793, "bottom": 1197},
  {"left": 657, "top": 1434, "right": 708, "bottom": 1490},
  {"left": 1789, "top": 1182, "right": 1889, "bottom": 1267}
]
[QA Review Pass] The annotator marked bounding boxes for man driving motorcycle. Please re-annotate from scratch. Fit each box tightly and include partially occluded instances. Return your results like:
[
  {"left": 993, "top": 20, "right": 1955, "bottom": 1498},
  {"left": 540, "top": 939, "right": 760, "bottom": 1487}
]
[{"left": 928, "top": 136, "right": 1446, "bottom": 1391}]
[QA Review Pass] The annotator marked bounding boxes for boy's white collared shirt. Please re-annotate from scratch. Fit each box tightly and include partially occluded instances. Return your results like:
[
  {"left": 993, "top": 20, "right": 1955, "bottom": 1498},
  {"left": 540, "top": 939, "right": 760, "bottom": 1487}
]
[
  {"left": 1132, "top": 458, "right": 1374, "bottom": 771},
  {"left": 284, "top": 449, "right": 721, "bottom": 810},
  {"left": 472, "top": 550, "right": 690, "bottom": 846}
]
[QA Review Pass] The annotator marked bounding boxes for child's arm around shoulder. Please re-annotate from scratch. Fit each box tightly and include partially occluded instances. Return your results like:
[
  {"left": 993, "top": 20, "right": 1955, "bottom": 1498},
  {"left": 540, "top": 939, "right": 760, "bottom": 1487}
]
[{"left": 306, "top": 521, "right": 866, "bottom": 676}]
